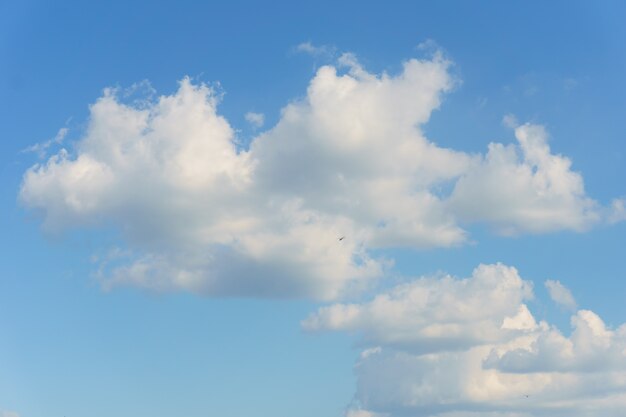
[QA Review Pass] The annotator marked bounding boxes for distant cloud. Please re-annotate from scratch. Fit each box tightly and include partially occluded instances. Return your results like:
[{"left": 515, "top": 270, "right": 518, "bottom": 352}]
[
  {"left": 1, "top": 411, "right": 20, "bottom": 417},
  {"left": 545, "top": 279, "right": 577, "bottom": 310},
  {"left": 416, "top": 38, "right": 439, "bottom": 51},
  {"left": 313, "top": 264, "right": 626, "bottom": 417},
  {"left": 19, "top": 51, "right": 619, "bottom": 299},
  {"left": 502, "top": 113, "right": 518, "bottom": 129},
  {"left": 244, "top": 111, "right": 265, "bottom": 128},
  {"left": 608, "top": 198, "right": 626, "bottom": 224},
  {"left": 295, "top": 42, "right": 337, "bottom": 59}
]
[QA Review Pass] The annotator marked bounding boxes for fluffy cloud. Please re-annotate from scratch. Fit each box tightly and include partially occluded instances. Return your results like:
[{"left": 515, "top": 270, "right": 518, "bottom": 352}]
[
  {"left": 303, "top": 264, "right": 535, "bottom": 353},
  {"left": 449, "top": 122, "right": 600, "bottom": 235},
  {"left": 308, "top": 264, "right": 626, "bottom": 416},
  {"left": 251, "top": 53, "right": 470, "bottom": 249},
  {"left": 485, "top": 309, "right": 626, "bottom": 373},
  {"left": 20, "top": 78, "right": 382, "bottom": 300},
  {"left": 20, "top": 52, "right": 612, "bottom": 299},
  {"left": 544, "top": 279, "right": 577, "bottom": 310}
]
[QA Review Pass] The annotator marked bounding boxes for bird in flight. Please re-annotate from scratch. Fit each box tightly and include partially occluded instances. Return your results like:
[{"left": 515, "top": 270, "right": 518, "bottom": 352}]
[{"left": 338, "top": 236, "right": 345, "bottom": 241}]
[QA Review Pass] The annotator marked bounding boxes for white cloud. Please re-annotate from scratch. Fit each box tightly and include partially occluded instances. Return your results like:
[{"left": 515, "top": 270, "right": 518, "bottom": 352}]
[
  {"left": 250, "top": 53, "right": 471, "bottom": 250},
  {"left": 502, "top": 114, "right": 519, "bottom": 129},
  {"left": 544, "top": 279, "right": 577, "bottom": 310},
  {"left": 20, "top": 54, "right": 461, "bottom": 299},
  {"left": 303, "top": 264, "right": 535, "bottom": 353},
  {"left": 20, "top": 76, "right": 383, "bottom": 300},
  {"left": 1, "top": 411, "right": 20, "bottom": 417},
  {"left": 449, "top": 122, "right": 600, "bottom": 234},
  {"left": 19, "top": 52, "right": 615, "bottom": 299},
  {"left": 312, "top": 264, "right": 626, "bottom": 417},
  {"left": 244, "top": 111, "right": 265, "bottom": 128},
  {"left": 485, "top": 309, "right": 626, "bottom": 373}
]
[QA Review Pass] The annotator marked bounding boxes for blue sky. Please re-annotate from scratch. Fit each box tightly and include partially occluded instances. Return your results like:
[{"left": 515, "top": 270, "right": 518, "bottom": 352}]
[{"left": 2, "top": 1, "right": 626, "bottom": 416}]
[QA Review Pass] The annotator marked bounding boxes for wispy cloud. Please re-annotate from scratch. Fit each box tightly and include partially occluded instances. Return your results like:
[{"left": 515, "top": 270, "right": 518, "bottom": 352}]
[
  {"left": 21, "top": 127, "right": 68, "bottom": 159},
  {"left": 294, "top": 41, "right": 337, "bottom": 59}
]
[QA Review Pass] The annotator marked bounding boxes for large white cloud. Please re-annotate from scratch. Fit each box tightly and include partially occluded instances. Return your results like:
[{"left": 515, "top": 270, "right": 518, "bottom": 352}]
[
  {"left": 307, "top": 264, "right": 626, "bottom": 417},
  {"left": 20, "top": 78, "right": 382, "bottom": 300},
  {"left": 20, "top": 52, "right": 612, "bottom": 299}
]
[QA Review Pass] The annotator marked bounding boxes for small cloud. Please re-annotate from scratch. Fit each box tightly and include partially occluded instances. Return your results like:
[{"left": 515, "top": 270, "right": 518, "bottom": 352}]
[
  {"left": 22, "top": 127, "right": 69, "bottom": 159},
  {"left": 607, "top": 198, "right": 626, "bottom": 224},
  {"left": 502, "top": 113, "right": 519, "bottom": 129},
  {"left": 1, "top": 411, "right": 20, "bottom": 417},
  {"left": 416, "top": 38, "right": 439, "bottom": 51},
  {"left": 545, "top": 279, "right": 577, "bottom": 311},
  {"left": 294, "top": 42, "right": 336, "bottom": 59},
  {"left": 244, "top": 111, "right": 265, "bottom": 129}
]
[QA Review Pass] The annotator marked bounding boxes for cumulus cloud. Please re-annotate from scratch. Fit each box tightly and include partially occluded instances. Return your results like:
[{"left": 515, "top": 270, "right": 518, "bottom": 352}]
[
  {"left": 19, "top": 52, "right": 614, "bottom": 299},
  {"left": 309, "top": 264, "right": 626, "bottom": 417},
  {"left": 251, "top": 53, "right": 470, "bottom": 249},
  {"left": 485, "top": 309, "right": 626, "bottom": 373},
  {"left": 310, "top": 264, "right": 626, "bottom": 417},
  {"left": 20, "top": 78, "right": 382, "bottom": 300},
  {"left": 303, "top": 264, "right": 535, "bottom": 353},
  {"left": 545, "top": 279, "right": 577, "bottom": 310},
  {"left": 20, "top": 54, "right": 461, "bottom": 298},
  {"left": 449, "top": 122, "right": 600, "bottom": 235}
]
